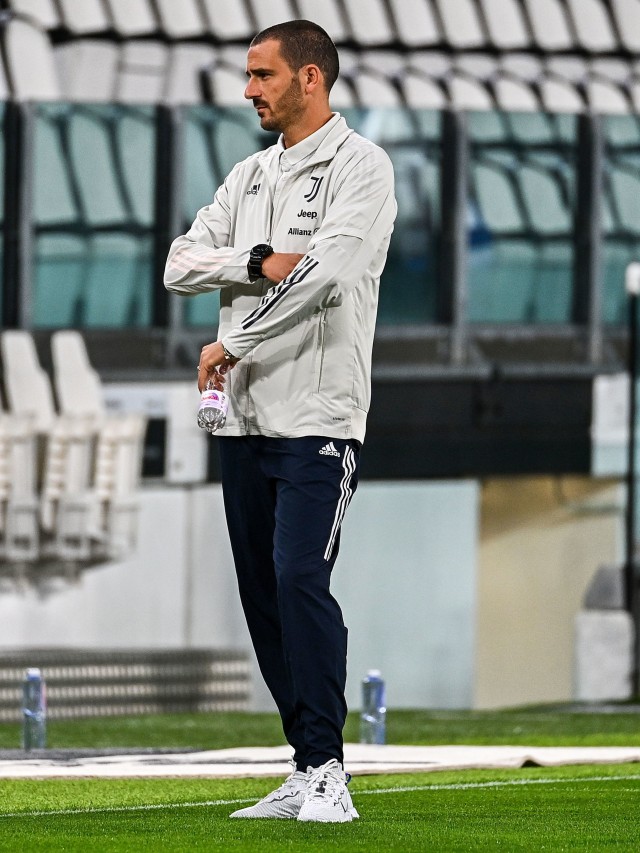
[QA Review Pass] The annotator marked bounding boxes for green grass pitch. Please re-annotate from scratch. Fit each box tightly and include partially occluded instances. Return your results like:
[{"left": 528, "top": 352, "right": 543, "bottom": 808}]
[{"left": 0, "top": 708, "right": 639, "bottom": 851}]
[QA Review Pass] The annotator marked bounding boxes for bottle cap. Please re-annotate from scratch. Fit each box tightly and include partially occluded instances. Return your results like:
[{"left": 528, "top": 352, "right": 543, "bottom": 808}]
[
  {"left": 367, "top": 669, "right": 382, "bottom": 677},
  {"left": 25, "top": 668, "right": 42, "bottom": 679}
]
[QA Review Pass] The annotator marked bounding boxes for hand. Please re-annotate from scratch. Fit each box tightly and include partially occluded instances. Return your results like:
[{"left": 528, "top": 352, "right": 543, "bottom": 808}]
[
  {"left": 261, "top": 252, "right": 304, "bottom": 283},
  {"left": 198, "top": 342, "right": 236, "bottom": 392}
]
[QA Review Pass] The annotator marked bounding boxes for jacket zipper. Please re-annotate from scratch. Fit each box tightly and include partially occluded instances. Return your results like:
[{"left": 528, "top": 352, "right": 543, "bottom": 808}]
[
  {"left": 244, "top": 161, "right": 280, "bottom": 429},
  {"left": 316, "top": 310, "right": 327, "bottom": 392}
]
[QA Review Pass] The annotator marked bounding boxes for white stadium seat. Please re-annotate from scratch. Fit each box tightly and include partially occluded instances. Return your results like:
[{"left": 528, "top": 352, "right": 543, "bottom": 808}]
[
  {"left": 199, "top": 0, "right": 254, "bottom": 41},
  {"left": 55, "top": 41, "right": 119, "bottom": 102},
  {"left": 6, "top": 0, "right": 59, "bottom": 30},
  {"left": 523, "top": 0, "right": 575, "bottom": 51},
  {"left": 295, "top": 0, "right": 349, "bottom": 43},
  {"left": 56, "top": 0, "right": 110, "bottom": 34},
  {"left": 434, "top": 0, "right": 486, "bottom": 49},
  {"left": 478, "top": 0, "right": 531, "bottom": 50},
  {"left": 51, "top": 331, "right": 146, "bottom": 559},
  {"left": 610, "top": 0, "right": 640, "bottom": 52},
  {"left": 3, "top": 17, "right": 61, "bottom": 100},
  {"left": 341, "top": 0, "right": 396, "bottom": 46},
  {"left": 246, "top": 0, "right": 298, "bottom": 33},
  {"left": 165, "top": 44, "right": 217, "bottom": 106},
  {"left": 564, "top": 0, "right": 619, "bottom": 53},
  {"left": 103, "top": 0, "right": 157, "bottom": 37},
  {"left": 154, "top": 0, "right": 207, "bottom": 40},
  {"left": 115, "top": 41, "right": 169, "bottom": 104},
  {"left": 388, "top": 0, "right": 440, "bottom": 48}
]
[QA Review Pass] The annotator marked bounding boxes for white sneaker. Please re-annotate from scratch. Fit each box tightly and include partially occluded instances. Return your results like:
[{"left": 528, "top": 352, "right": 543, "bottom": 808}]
[
  {"left": 297, "top": 759, "right": 359, "bottom": 823},
  {"left": 229, "top": 767, "right": 308, "bottom": 819}
]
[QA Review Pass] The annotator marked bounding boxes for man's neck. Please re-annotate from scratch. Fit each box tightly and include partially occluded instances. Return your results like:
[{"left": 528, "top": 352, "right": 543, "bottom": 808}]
[{"left": 282, "top": 109, "right": 333, "bottom": 149}]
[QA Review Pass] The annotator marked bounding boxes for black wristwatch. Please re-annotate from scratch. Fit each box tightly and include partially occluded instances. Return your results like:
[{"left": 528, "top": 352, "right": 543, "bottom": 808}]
[{"left": 247, "top": 243, "right": 274, "bottom": 282}]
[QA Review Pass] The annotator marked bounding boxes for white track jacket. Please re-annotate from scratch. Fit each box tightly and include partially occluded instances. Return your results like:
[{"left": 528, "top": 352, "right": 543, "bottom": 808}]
[{"left": 164, "top": 113, "right": 397, "bottom": 442}]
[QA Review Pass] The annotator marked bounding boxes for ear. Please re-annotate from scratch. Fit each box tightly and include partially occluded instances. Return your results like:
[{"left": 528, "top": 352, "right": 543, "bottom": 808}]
[{"left": 301, "top": 63, "right": 323, "bottom": 94}]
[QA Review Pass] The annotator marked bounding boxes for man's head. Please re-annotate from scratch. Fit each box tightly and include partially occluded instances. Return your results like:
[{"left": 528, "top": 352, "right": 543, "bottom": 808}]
[
  {"left": 244, "top": 20, "right": 338, "bottom": 141},
  {"left": 250, "top": 20, "right": 339, "bottom": 93}
]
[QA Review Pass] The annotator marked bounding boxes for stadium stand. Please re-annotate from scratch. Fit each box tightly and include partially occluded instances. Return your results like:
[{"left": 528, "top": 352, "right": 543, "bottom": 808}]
[
  {"left": 0, "top": 0, "right": 635, "bottom": 485},
  {"left": 0, "top": 402, "right": 39, "bottom": 565},
  {"left": 0, "top": 329, "right": 145, "bottom": 576}
]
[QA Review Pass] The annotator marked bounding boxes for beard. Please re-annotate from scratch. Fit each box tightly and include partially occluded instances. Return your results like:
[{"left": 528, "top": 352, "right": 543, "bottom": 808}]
[{"left": 257, "top": 76, "right": 305, "bottom": 133}]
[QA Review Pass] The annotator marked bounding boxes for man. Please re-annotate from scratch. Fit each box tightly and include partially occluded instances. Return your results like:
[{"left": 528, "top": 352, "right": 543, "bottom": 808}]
[{"left": 165, "top": 20, "right": 396, "bottom": 823}]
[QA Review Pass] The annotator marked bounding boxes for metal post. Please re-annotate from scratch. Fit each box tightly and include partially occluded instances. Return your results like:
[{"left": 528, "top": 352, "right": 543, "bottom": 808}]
[
  {"left": 573, "top": 113, "right": 603, "bottom": 365},
  {"left": 625, "top": 261, "right": 640, "bottom": 696},
  {"left": 440, "top": 109, "right": 468, "bottom": 366},
  {"left": 2, "top": 102, "right": 33, "bottom": 328}
]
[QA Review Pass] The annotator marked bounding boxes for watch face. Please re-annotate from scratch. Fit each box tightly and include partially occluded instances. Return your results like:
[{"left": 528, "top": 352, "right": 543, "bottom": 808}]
[{"left": 248, "top": 244, "right": 272, "bottom": 281}]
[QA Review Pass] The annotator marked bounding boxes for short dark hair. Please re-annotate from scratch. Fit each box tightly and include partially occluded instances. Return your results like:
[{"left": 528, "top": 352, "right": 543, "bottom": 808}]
[{"left": 250, "top": 20, "right": 339, "bottom": 92}]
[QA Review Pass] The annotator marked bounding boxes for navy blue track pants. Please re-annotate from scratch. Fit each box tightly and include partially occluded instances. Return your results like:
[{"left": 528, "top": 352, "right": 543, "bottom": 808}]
[{"left": 218, "top": 435, "right": 360, "bottom": 771}]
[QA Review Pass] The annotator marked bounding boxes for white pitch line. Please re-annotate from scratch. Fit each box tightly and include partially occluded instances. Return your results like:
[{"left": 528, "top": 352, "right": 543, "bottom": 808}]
[{"left": 1, "top": 773, "right": 639, "bottom": 820}]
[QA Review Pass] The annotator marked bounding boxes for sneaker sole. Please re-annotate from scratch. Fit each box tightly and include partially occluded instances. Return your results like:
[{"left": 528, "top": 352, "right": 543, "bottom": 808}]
[{"left": 297, "top": 807, "right": 359, "bottom": 823}]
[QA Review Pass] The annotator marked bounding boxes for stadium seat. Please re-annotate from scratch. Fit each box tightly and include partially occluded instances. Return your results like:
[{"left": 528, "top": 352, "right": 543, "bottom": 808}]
[
  {"left": 0, "top": 332, "right": 96, "bottom": 562},
  {"left": 328, "top": 75, "right": 357, "bottom": 109},
  {"left": 522, "top": 0, "right": 575, "bottom": 52},
  {"left": 387, "top": 0, "right": 441, "bottom": 49},
  {"left": 294, "top": 0, "right": 349, "bottom": 43},
  {"left": 0, "top": 331, "right": 96, "bottom": 562},
  {"left": 2, "top": 16, "right": 61, "bottom": 100},
  {"left": 115, "top": 41, "right": 168, "bottom": 103},
  {"left": 54, "top": 41, "right": 119, "bottom": 102},
  {"left": 201, "top": 46, "right": 249, "bottom": 106},
  {"left": 455, "top": 55, "right": 540, "bottom": 113},
  {"left": 434, "top": 0, "right": 486, "bottom": 49},
  {"left": 403, "top": 52, "right": 495, "bottom": 110},
  {"left": 51, "top": 330, "right": 146, "bottom": 558},
  {"left": 0, "top": 407, "right": 39, "bottom": 564},
  {"left": 350, "top": 51, "right": 404, "bottom": 107},
  {"left": 31, "top": 106, "right": 85, "bottom": 328},
  {"left": 0, "top": 55, "right": 10, "bottom": 101},
  {"left": 564, "top": 0, "right": 619, "bottom": 54},
  {"left": 55, "top": 0, "right": 110, "bottom": 35},
  {"left": 611, "top": 0, "right": 640, "bottom": 53},
  {"left": 478, "top": 0, "right": 532, "bottom": 50},
  {"left": 165, "top": 44, "right": 217, "bottom": 105},
  {"left": 103, "top": 0, "right": 158, "bottom": 37},
  {"left": 154, "top": 0, "right": 207, "bottom": 40},
  {"left": 5, "top": 0, "right": 59, "bottom": 30},
  {"left": 199, "top": 0, "right": 254, "bottom": 41},
  {"left": 0, "top": 331, "right": 58, "bottom": 433},
  {"left": 341, "top": 0, "right": 396, "bottom": 46},
  {"left": 400, "top": 70, "right": 447, "bottom": 110},
  {"left": 246, "top": 0, "right": 299, "bottom": 33},
  {"left": 376, "top": 136, "right": 440, "bottom": 322},
  {"left": 586, "top": 76, "right": 631, "bottom": 114},
  {"left": 468, "top": 158, "right": 538, "bottom": 323},
  {"left": 66, "top": 106, "right": 154, "bottom": 326}
]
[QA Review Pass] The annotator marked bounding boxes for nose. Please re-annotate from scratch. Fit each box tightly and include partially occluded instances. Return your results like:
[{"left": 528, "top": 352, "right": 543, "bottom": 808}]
[{"left": 244, "top": 76, "right": 259, "bottom": 100}]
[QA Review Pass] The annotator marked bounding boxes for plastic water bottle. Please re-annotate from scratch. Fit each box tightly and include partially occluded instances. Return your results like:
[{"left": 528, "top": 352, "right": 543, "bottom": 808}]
[
  {"left": 22, "top": 668, "right": 47, "bottom": 751},
  {"left": 197, "top": 372, "right": 229, "bottom": 433},
  {"left": 360, "top": 669, "right": 386, "bottom": 744}
]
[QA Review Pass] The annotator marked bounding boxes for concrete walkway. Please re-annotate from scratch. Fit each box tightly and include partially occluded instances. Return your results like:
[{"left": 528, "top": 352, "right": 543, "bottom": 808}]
[{"left": 1, "top": 743, "right": 639, "bottom": 779}]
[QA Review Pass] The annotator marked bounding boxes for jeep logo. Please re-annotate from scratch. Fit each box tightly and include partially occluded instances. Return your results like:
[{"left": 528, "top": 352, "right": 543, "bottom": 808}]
[{"left": 297, "top": 209, "right": 318, "bottom": 219}]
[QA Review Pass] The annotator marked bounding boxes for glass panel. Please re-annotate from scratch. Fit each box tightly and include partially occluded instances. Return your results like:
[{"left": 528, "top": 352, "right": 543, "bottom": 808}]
[
  {"left": 0, "top": 103, "right": 4, "bottom": 312},
  {"left": 180, "top": 105, "right": 275, "bottom": 328},
  {"left": 467, "top": 109, "right": 577, "bottom": 324},
  {"left": 32, "top": 103, "right": 155, "bottom": 329},
  {"left": 179, "top": 105, "right": 440, "bottom": 328},
  {"left": 344, "top": 107, "right": 441, "bottom": 324},
  {"left": 602, "top": 115, "right": 640, "bottom": 325}
]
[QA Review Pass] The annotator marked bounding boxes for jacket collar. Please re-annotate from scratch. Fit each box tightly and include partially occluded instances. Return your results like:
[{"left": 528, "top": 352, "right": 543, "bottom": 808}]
[{"left": 258, "top": 113, "right": 352, "bottom": 175}]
